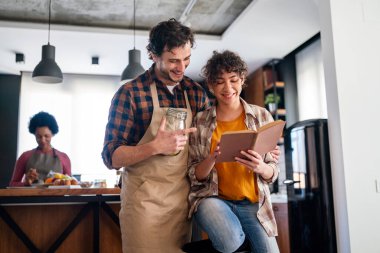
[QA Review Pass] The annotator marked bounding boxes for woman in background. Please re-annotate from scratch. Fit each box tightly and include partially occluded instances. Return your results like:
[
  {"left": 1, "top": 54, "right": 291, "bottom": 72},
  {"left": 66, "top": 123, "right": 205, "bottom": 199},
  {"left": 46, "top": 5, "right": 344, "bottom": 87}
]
[
  {"left": 187, "top": 50, "right": 280, "bottom": 253},
  {"left": 9, "top": 111, "right": 71, "bottom": 186}
]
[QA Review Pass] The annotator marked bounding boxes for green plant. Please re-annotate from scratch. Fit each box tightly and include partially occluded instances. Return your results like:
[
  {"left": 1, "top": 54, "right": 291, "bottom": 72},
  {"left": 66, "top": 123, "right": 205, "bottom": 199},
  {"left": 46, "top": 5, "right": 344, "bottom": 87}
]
[{"left": 264, "top": 93, "right": 281, "bottom": 105}]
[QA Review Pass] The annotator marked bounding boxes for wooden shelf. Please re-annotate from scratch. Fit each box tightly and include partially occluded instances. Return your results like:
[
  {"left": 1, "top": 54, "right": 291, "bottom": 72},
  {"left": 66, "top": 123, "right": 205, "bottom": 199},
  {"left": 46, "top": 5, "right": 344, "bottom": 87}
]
[
  {"left": 271, "top": 108, "right": 286, "bottom": 116},
  {"left": 277, "top": 108, "right": 286, "bottom": 115},
  {"left": 245, "top": 66, "right": 287, "bottom": 124},
  {"left": 265, "top": 81, "right": 285, "bottom": 91}
]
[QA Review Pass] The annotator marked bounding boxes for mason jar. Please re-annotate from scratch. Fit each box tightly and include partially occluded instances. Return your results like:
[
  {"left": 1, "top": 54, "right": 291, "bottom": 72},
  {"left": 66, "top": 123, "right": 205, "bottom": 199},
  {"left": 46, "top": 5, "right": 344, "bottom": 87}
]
[
  {"left": 165, "top": 108, "right": 187, "bottom": 132},
  {"left": 165, "top": 108, "right": 187, "bottom": 155}
]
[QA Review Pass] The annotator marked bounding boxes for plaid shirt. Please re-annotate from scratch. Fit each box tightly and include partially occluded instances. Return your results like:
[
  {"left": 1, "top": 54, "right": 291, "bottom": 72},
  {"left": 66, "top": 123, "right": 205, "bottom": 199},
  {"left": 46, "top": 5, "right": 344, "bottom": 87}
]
[
  {"left": 187, "top": 98, "right": 279, "bottom": 236},
  {"left": 102, "top": 64, "right": 210, "bottom": 169}
]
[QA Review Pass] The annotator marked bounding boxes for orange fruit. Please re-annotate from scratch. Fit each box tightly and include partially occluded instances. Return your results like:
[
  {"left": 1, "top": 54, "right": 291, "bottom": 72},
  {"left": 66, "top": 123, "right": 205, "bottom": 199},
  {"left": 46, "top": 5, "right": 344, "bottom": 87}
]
[{"left": 45, "top": 177, "right": 54, "bottom": 184}]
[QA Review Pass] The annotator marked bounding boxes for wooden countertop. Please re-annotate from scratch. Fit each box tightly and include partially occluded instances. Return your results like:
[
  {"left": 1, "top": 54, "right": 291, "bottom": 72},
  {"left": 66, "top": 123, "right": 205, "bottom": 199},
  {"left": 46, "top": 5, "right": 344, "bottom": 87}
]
[{"left": 0, "top": 187, "right": 121, "bottom": 197}]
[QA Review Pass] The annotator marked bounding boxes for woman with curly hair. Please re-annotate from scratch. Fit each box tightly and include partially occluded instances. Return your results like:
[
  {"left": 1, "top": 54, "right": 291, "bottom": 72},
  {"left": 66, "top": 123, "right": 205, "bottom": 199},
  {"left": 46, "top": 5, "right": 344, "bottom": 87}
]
[
  {"left": 186, "top": 50, "right": 280, "bottom": 253},
  {"left": 9, "top": 111, "right": 71, "bottom": 186}
]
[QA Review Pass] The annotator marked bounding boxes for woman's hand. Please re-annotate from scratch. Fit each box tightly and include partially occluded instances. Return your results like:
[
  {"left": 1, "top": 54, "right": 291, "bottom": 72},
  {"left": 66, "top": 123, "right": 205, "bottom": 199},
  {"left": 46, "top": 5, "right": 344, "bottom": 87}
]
[
  {"left": 270, "top": 145, "right": 281, "bottom": 163},
  {"left": 235, "top": 150, "right": 274, "bottom": 180},
  {"left": 24, "top": 168, "right": 39, "bottom": 186},
  {"left": 210, "top": 144, "right": 221, "bottom": 160},
  {"left": 194, "top": 144, "right": 221, "bottom": 181}
]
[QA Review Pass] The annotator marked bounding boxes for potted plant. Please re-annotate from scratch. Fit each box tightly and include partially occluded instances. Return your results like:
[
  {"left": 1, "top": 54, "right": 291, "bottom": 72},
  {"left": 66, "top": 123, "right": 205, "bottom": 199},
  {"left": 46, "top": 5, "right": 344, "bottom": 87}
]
[{"left": 264, "top": 93, "right": 281, "bottom": 113}]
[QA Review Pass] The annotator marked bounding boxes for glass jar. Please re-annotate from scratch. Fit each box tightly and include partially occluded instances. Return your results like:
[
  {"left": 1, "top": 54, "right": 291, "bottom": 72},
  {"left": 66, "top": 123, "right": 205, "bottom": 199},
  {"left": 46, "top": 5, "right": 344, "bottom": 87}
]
[
  {"left": 165, "top": 108, "right": 187, "bottom": 155},
  {"left": 165, "top": 108, "right": 187, "bottom": 132},
  {"left": 94, "top": 179, "right": 107, "bottom": 188}
]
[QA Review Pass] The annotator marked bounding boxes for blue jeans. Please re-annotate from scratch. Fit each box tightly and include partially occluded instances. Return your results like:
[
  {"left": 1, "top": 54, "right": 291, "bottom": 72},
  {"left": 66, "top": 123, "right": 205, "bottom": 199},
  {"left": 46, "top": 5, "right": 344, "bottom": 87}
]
[{"left": 194, "top": 197, "right": 279, "bottom": 253}]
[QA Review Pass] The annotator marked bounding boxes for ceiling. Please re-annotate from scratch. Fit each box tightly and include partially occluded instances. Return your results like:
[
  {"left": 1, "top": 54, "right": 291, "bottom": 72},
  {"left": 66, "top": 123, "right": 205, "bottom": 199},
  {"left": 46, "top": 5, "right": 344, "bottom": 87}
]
[
  {"left": 0, "top": 0, "right": 252, "bottom": 35},
  {"left": 0, "top": 0, "right": 320, "bottom": 81}
]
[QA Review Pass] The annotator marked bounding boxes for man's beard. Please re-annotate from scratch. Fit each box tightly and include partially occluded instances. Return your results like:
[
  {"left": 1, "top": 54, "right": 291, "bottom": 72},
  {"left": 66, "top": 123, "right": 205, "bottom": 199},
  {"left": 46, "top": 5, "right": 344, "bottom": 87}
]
[{"left": 159, "top": 66, "right": 183, "bottom": 84}]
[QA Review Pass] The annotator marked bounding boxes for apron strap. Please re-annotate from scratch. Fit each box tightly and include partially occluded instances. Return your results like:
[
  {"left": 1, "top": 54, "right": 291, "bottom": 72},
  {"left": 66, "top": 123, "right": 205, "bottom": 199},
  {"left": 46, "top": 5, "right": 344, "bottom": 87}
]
[
  {"left": 150, "top": 83, "right": 160, "bottom": 109},
  {"left": 184, "top": 89, "right": 190, "bottom": 111}
]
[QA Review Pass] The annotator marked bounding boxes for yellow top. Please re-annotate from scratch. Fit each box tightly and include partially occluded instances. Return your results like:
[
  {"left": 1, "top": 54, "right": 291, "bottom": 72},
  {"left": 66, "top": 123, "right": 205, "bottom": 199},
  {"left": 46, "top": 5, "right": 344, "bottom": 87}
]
[{"left": 211, "top": 111, "right": 259, "bottom": 203}]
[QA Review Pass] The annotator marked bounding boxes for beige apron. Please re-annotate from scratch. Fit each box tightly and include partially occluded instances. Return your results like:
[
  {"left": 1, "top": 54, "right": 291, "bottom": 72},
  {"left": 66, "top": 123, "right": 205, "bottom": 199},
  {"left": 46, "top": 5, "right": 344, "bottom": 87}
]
[
  {"left": 26, "top": 148, "right": 63, "bottom": 181},
  {"left": 120, "top": 83, "right": 192, "bottom": 253}
]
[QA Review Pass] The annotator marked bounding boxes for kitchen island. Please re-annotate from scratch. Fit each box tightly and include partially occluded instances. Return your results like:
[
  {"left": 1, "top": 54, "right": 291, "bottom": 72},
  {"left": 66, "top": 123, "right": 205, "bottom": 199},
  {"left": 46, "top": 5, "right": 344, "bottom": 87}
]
[{"left": 0, "top": 187, "right": 121, "bottom": 253}]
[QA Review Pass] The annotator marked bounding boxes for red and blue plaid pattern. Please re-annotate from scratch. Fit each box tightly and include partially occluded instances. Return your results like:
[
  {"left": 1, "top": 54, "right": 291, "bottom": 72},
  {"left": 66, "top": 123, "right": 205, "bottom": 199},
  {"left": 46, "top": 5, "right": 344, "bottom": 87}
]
[{"left": 102, "top": 64, "right": 210, "bottom": 169}]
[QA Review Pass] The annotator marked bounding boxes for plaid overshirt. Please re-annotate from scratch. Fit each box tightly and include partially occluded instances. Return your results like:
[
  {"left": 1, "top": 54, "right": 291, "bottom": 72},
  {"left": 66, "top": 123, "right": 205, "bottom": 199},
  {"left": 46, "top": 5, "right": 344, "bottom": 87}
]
[
  {"left": 187, "top": 98, "right": 279, "bottom": 237},
  {"left": 102, "top": 64, "right": 210, "bottom": 169}
]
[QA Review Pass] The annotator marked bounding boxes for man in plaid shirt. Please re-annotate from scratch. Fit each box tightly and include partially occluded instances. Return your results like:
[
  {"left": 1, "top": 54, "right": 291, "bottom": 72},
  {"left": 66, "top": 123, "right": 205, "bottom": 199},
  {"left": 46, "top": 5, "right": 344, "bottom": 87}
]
[{"left": 102, "top": 19, "right": 210, "bottom": 253}]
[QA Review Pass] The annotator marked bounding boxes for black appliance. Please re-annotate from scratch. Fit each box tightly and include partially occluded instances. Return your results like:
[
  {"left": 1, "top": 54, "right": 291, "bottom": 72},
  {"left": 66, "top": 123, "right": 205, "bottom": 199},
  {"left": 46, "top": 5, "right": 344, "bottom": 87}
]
[{"left": 284, "top": 119, "right": 337, "bottom": 253}]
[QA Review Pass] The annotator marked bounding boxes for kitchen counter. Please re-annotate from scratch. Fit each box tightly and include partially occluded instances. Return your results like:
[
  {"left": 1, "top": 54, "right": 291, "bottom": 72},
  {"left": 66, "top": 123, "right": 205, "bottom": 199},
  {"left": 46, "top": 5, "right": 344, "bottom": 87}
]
[
  {"left": 0, "top": 187, "right": 120, "bottom": 197},
  {"left": 0, "top": 188, "right": 288, "bottom": 253},
  {"left": 270, "top": 193, "right": 288, "bottom": 203},
  {"left": 0, "top": 187, "right": 121, "bottom": 253}
]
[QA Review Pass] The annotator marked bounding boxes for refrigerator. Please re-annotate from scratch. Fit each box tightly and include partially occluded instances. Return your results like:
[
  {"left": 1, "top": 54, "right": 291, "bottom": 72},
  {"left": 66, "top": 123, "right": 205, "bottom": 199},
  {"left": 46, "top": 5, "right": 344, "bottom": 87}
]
[{"left": 284, "top": 119, "right": 337, "bottom": 253}]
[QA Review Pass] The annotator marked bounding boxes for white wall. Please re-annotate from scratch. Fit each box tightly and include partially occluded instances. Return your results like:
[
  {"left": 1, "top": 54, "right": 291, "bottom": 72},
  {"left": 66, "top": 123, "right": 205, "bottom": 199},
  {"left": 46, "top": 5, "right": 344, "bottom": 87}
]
[
  {"left": 18, "top": 72, "right": 121, "bottom": 186},
  {"left": 319, "top": 0, "right": 380, "bottom": 252}
]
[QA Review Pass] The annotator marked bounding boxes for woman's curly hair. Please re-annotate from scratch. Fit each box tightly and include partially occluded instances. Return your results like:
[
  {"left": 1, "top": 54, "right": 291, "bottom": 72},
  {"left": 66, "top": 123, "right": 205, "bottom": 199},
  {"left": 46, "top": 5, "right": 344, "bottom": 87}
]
[
  {"left": 201, "top": 50, "right": 248, "bottom": 87},
  {"left": 28, "top": 111, "right": 59, "bottom": 135}
]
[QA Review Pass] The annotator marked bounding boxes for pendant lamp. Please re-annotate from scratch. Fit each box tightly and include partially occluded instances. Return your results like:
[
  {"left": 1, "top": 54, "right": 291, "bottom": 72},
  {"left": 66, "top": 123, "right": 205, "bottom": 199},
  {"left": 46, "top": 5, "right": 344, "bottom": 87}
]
[
  {"left": 121, "top": 0, "right": 145, "bottom": 82},
  {"left": 32, "top": 0, "right": 63, "bottom": 83}
]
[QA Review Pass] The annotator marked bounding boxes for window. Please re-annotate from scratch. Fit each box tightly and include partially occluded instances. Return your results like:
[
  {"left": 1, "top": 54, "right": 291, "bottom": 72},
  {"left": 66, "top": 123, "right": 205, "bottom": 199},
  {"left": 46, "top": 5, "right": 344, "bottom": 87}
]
[
  {"left": 18, "top": 72, "right": 120, "bottom": 186},
  {"left": 296, "top": 39, "right": 327, "bottom": 120}
]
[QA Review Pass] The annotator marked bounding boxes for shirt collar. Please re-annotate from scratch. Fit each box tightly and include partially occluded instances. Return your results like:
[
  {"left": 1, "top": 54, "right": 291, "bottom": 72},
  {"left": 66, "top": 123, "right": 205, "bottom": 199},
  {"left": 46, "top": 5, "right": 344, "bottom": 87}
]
[{"left": 240, "top": 98, "right": 259, "bottom": 120}]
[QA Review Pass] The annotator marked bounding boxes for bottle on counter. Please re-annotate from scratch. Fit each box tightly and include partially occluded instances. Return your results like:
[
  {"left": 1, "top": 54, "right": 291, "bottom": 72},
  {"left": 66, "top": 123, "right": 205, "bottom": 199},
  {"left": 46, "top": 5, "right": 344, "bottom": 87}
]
[{"left": 94, "top": 179, "right": 107, "bottom": 188}]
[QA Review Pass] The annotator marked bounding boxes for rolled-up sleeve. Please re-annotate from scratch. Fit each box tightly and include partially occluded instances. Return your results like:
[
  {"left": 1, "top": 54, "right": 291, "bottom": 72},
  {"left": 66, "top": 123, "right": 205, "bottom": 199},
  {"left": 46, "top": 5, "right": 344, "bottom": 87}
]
[
  {"left": 102, "top": 85, "right": 134, "bottom": 170},
  {"left": 187, "top": 109, "right": 219, "bottom": 217},
  {"left": 188, "top": 121, "right": 207, "bottom": 188},
  {"left": 262, "top": 152, "right": 280, "bottom": 184},
  {"left": 260, "top": 109, "right": 280, "bottom": 184}
]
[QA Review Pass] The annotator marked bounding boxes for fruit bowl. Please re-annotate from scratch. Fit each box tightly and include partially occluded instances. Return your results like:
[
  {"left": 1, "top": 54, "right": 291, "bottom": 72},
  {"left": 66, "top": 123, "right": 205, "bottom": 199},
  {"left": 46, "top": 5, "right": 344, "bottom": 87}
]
[{"left": 80, "top": 181, "right": 93, "bottom": 188}]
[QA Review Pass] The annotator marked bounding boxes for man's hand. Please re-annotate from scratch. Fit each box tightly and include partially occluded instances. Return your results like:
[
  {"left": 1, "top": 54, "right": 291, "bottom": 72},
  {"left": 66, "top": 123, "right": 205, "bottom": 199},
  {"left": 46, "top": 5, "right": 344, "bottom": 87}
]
[{"left": 153, "top": 117, "right": 197, "bottom": 155}]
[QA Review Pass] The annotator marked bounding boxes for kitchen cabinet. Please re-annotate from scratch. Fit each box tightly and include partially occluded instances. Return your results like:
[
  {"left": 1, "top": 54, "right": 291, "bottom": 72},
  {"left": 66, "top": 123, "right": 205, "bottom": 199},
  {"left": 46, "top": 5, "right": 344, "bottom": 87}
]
[
  {"left": 244, "top": 62, "right": 286, "bottom": 123},
  {"left": 273, "top": 202, "right": 290, "bottom": 253},
  {"left": 244, "top": 67, "right": 265, "bottom": 107},
  {"left": 0, "top": 188, "right": 121, "bottom": 253}
]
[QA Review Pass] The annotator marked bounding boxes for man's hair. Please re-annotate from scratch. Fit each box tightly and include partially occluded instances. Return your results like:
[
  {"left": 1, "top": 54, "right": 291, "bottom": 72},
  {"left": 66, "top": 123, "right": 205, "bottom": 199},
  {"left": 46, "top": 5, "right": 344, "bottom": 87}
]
[
  {"left": 28, "top": 111, "right": 59, "bottom": 135},
  {"left": 202, "top": 50, "right": 248, "bottom": 86},
  {"left": 146, "top": 18, "right": 194, "bottom": 59}
]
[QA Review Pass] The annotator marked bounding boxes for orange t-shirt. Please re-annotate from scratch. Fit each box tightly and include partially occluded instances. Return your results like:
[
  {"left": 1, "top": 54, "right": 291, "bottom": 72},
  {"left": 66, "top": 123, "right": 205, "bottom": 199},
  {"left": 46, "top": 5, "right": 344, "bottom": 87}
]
[{"left": 211, "top": 111, "right": 259, "bottom": 203}]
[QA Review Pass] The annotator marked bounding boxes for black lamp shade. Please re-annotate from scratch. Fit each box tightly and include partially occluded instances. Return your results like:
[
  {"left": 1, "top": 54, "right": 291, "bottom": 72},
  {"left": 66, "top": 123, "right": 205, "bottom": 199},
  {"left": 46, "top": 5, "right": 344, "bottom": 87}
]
[
  {"left": 121, "top": 49, "right": 145, "bottom": 82},
  {"left": 32, "top": 44, "right": 63, "bottom": 83}
]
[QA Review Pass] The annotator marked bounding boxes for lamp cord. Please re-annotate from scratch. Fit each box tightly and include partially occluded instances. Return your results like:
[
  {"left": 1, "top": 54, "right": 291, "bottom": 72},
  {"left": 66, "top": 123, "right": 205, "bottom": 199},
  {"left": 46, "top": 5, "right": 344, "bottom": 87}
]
[
  {"left": 133, "top": 0, "right": 136, "bottom": 49},
  {"left": 48, "top": 0, "right": 51, "bottom": 45}
]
